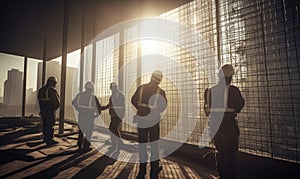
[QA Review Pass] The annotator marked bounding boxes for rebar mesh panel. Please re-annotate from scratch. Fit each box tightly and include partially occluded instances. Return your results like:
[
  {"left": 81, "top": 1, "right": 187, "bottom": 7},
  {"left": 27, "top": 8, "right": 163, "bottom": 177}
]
[
  {"left": 89, "top": 0, "right": 300, "bottom": 163},
  {"left": 94, "top": 34, "right": 119, "bottom": 128}
]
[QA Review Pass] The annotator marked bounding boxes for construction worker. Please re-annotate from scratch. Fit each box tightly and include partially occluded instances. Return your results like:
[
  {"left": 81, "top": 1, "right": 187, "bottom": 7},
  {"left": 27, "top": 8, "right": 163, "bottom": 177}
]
[
  {"left": 72, "top": 81, "right": 101, "bottom": 152},
  {"left": 204, "top": 64, "right": 245, "bottom": 179},
  {"left": 101, "top": 82, "right": 125, "bottom": 150},
  {"left": 131, "top": 70, "right": 167, "bottom": 179},
  {"left": 38, "top": 76, "right": 60, "bottom": 146}
]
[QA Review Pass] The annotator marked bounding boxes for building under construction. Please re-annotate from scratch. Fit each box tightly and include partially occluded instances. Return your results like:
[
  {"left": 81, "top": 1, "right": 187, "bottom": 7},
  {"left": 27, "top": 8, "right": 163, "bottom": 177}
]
[{"left": 0, "top": 0, "right": 299, "bottom": 178}]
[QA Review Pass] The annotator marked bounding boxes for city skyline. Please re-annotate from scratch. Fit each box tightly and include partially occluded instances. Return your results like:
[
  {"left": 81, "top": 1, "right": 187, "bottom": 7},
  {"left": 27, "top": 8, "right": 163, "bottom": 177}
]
[
  {"left": 1, "top": 59, "right": 77, "bottom": 105},
  {"left": 0, "top": 50, "right": 80, "bottom": 103}
]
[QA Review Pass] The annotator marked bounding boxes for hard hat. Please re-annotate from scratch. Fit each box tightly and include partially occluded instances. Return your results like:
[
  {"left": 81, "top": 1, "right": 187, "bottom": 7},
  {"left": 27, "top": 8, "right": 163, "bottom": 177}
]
[
  {"left": 219, "top": 64, "right": 235, "bottom": 78},
  {"left": 47, "top": 76, "right": 57, "bottom": 84},
  {"left": 110, "top": 82, "right": 117, "bottom": 87},
  {"left": 85, "top": 81, "right": 94, "bottom": 90},
  {"left": 151, "top": 70, "right": 163, "bottom": 83}
]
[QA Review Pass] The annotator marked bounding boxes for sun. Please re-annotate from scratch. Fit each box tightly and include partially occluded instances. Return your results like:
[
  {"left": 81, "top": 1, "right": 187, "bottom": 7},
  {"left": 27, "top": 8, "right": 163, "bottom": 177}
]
[{"left": 140, "top": 39, "right": 166, "bottom": 55}]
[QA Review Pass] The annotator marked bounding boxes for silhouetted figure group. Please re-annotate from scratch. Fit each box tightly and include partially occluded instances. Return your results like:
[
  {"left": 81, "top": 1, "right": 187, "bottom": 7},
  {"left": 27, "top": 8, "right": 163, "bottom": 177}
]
[{"left": 38, "top": 65, "right": 244, "bottom": 179}]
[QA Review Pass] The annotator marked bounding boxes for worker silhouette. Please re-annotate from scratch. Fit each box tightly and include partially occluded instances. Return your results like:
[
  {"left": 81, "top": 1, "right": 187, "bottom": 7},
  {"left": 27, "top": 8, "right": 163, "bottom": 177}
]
[
  {"left": 101, "top": 82, "right": 125, "bottom": 151},
  {"left": 131, "top": 70, "right": 167, "bottom": 179},
  {"left": 72, "top": 81, "right": 101, "bottom": 152},
  {"left": 38, "top": 76, "right": 60, "bottom": 146},
  {"left": 204, "top": 64, "right": 245, "bottom": 179}
]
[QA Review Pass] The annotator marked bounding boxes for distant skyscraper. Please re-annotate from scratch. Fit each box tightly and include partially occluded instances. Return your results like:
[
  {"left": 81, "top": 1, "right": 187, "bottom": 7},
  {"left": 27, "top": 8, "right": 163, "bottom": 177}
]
[
  {"left": 37, "top": 61, "right": 61, "bottom": 91},
  {"left": 26, "top": 88, "right": 36, "bottom": 105},
  {"left": 3, "top": 69, "right": 23, "bottom": 105},
  {"left": 0, "top": 87, "right": 3, "bottom": 103}
]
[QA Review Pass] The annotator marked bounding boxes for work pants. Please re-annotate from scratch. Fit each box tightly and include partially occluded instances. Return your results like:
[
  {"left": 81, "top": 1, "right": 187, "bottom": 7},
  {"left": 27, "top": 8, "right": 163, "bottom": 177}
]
[
  {"left": 137, "top": 123, "right": 160, "bottom": 175},
  {"left": 41, "top": 110, "right": 55, "bottom": 145},
  {"left": 214, "top": 119, "right": 239, "bottom": 179},
  {"left": 78, "top": 118, "right": 94, "bottom": 150},
  {"left": 109, "top": 117, "right": 122, "bottom": 148}
]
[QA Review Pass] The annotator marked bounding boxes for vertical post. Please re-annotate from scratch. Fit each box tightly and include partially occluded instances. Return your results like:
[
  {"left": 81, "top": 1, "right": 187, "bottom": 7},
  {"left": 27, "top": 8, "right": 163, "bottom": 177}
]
[
  {"left": 92, "top": 43, "right": 96, "bottom": 83},
  {"left": 42, "top": 38, "right": 47, "bottom": 86},
  {"left": 118, "top": 1, "right": 125, "bottom": 91},
  {"left": 22, "top": 57, "right": 28, "bottom": 117},
  {"left": 118, "top": 30, "right": 124, "bottom": 91},
  {"left": 80, "top": 6, "right": 85, "bottom": 92},
  {"left": 91, "top": 6, "right": 97, "bottom": 84},
  {"left": 215, "top": 0, "right": 221, "bottom": 66},
  {"left": 137, "top": 3, "right": 142, "bottom": 87},
  {"left": 59, "top": 0, "right": 69, "bottom": 134},
  {"left": 137, "top": 41, "right": 142, "bottom": 87},
  {"left": 137, "top": 24, "right": 142, "bottom": 87},
  {"left": 260, "top": 0, "right": 273, "bottom": 158}
]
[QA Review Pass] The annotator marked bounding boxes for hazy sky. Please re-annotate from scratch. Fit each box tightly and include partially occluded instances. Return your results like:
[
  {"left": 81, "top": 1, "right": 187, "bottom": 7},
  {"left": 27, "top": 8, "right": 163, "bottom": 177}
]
[{"left": 0, "top": 50, "right": 80, "bottom": 98}]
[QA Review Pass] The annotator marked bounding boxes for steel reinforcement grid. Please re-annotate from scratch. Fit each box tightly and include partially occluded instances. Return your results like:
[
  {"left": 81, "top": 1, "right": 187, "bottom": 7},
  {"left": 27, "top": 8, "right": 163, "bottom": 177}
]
[{"left": 92, "top": 0, "right": 300, "bottom": 163}]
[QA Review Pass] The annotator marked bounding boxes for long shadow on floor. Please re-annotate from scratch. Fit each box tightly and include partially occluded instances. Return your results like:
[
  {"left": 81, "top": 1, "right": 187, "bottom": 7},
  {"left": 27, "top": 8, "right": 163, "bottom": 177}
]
[
  {"left": 23, "top": 150, "right": 98, "bottom": 179},
  {"left": 0, "top": 148, "right": 37, "bottom": 164},
  {"left": 0, "top": 124, "right": 42, "bottom": 146},
  {"left": 1, "top": 148, "right": 80, "bottom": 178},
  {"left": 0, "top": 142, "right": 66, "bottom": 165},
  {"left": 72, "top": 153, "right": 118, "bottom": 178}
]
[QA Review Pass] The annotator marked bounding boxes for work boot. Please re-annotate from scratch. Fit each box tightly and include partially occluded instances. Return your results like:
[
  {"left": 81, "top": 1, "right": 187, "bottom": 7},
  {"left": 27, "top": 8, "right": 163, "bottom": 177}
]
[
  {"left": 150, "top": 166, "right": 162, "bottom": 179},
  {"left": 46, "top": 140, "right": 58, "bottom": 146},
  {"left": 81, "top": 147, "right": 92, "bottom": 153},
  {"left": 150, "top": 165, "right": 162, "bottom": 179},
  {"left": 136, "top": 163, "right": 146, "bottom": 179},
  {"left": 136, "top": 171, "right": 146, "bottom": 179}
]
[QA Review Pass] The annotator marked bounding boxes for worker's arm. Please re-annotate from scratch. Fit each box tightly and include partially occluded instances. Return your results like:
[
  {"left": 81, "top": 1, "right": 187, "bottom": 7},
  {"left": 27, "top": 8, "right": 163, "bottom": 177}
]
[
  {"left": 157, "top": 89, "right": 167, "bottom": 113},
  {"left": 49, "top": 88, "right": 60, "bottom": 111},
  {"left": 203, "top": 88, "right": 210, "bottom": 117},
  {"left": 101, "top": 97, "right": 111, "bottom": 110},
  {"left": 72, "top": 94, "right": 79, "bottom": 111},
  {"left": 131, "top": 86, "right": 141, "bottom": 110},
  {"left": 95, "top": 96, "right": 102, "bottom": 116},
  {"left": 233, "top": 86, "right": 245, "bottom": 113}
]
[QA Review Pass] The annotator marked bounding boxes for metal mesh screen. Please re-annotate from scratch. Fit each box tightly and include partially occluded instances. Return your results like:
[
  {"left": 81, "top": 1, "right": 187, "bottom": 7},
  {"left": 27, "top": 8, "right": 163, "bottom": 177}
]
[
  {"left": 94, "top": 34, "right": 119, "bottom": 127},
  {"left": 90, "top": 0, "right": 300, "bottom": 163}
]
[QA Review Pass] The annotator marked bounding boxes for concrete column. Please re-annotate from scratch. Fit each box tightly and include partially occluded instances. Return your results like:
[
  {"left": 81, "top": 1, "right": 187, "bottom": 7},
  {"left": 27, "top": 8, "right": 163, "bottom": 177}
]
[
  {"left": 22, "top": 56, "right": 28, "bottom": 117},
  {"left": 59, "top": 0, "right": 69, "bottom": 134}
]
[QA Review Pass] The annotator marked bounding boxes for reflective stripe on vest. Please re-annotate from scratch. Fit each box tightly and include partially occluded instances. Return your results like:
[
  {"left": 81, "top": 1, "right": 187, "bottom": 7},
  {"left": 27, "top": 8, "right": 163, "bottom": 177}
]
[
  {"left": 77, "top": 94, "right": 96, "bottom": 109},
  {"left": 209, "top": 108, "right": 236, "bottom": 112},
  {"left": 137, "top": 86, "right": 160, "bottom": 109},
  {"left": 111, "top": 106, "right": 125, "bottom": 109}
]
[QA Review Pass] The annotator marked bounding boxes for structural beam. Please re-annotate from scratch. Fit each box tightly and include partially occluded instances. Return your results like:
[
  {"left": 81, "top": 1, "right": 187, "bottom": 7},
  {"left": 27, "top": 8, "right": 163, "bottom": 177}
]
[
  {"left": 91, "top": 7, "right": 97, "bottom": 83},
  {"left": 42, "top": 38, "right": 47, "bottom": 86},
  {"left": 215, "top": 0, "right": 221, "bottom": 66},
  {"left": 59, "top": 0, "right": 69, "bottom": 134},
  {"left": 118, "top": 30, "right": 124, "bottom": 91},
  {"left": 79, "top": 6, "right": 85, "bottom": 93},
  {"left": 22, "top": 56, "right": 28, "bottom": 117}
]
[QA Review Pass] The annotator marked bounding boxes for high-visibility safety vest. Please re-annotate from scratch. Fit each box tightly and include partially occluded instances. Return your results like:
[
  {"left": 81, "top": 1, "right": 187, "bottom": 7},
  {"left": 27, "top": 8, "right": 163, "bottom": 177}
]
[
  {"left": 39, "top": 87, "right": 51, "bottom": 101},
  {"left": 137, "top": 86, "right": 161, "bottom": 109},
  {"left": 205, "top": 86, "right": 236, "bottom": 114},
  {"left": 73, "top": 91, "right": 102, "bottom": 119},
  {"left": 76, "top": 94, "right": 97, "bottom": 110},
  {"left": 38, "top": 86, "right": 60, "bottom": 112},
  {"left": 109, "top": 92, "right": 125, "bottom": 109}
]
